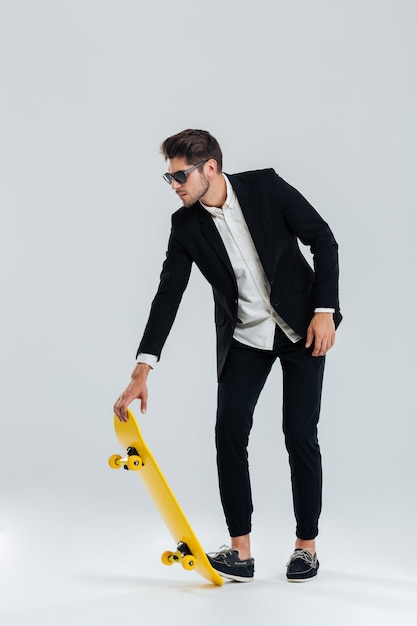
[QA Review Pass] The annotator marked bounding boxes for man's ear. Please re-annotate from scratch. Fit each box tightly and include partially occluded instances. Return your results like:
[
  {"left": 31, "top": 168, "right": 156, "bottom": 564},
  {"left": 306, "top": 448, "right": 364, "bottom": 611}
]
[{"left": 206, "top": 158, "right": 219, "bottom": 177}]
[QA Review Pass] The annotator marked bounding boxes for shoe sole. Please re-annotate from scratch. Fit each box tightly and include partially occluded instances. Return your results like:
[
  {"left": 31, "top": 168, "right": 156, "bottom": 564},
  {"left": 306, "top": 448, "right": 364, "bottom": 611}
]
[
  {"left": 218, "top": 572, "right": 254, "bottom": 583},
  {"left": 287, "top": 573, "right": 318, "bottom": 583}
]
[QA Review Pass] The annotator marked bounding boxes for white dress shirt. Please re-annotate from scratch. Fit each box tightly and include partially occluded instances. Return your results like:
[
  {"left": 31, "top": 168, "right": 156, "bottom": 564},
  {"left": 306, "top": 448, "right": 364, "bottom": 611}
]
[
  {"left": 137, "top": 174, "right": 333, "bottom": 367},
  {"left": 202, "top": 175, "right": 301, "bottom": 349}
]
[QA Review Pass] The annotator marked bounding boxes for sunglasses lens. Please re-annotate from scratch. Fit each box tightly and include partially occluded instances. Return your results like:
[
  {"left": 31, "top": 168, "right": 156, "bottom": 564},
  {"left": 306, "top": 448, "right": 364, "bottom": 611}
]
[
  {"left": 173, "top": 172, "right": 187, "bottom": 184},
  {"left": 163, "top": 173, "right": 172, "bottom": 184}
]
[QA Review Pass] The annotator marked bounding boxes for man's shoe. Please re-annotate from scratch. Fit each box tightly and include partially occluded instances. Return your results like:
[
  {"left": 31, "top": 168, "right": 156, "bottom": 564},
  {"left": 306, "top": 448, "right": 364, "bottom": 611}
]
[
  {"left": 286, "top": 549, "right": 319, "bottom": 582},
  {"left": 207, "top": 545, "right": 255, "bottom": 582}
]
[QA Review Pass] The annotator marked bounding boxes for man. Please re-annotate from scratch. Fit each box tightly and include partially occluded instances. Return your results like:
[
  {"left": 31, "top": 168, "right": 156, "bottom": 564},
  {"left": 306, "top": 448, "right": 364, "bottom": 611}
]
[{"left": 114, "top": 129, "right": 341, "bottom": 583}]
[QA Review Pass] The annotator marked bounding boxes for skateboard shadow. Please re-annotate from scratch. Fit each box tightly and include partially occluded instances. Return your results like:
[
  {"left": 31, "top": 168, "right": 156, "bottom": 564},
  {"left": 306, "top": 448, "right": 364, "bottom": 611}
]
[{"left": 75, "top": 570, "right": 222, "bottom": 592}]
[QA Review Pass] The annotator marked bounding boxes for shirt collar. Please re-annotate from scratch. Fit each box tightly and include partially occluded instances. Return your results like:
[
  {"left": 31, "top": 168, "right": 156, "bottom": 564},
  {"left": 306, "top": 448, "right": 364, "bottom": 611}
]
[{"left": 200, "top": 174, "right": 236, "bottom": 216}]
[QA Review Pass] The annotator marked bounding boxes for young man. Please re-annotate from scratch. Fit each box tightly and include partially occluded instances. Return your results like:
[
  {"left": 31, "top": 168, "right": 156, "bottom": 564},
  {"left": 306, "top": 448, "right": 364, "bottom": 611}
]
[{"left": 114, "top": 129, "right": 341, "bottom": 582}]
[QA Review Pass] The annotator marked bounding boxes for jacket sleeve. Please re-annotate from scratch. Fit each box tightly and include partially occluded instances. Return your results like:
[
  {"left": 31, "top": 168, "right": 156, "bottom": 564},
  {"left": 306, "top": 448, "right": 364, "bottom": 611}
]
[
  {"left": 270, "top": 170, "right": 340, "bottom": 311},
  {"left": 136, "top": 215, "right": 193, "bottom": 361}
]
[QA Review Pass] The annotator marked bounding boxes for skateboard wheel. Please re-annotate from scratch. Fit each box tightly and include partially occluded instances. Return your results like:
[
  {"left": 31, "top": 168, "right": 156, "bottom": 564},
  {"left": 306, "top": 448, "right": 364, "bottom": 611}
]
[
  {"left": 127, "top": 455, "right": 143, "bottom": 471},
  {"left": 161, "top": 551, "right": 174, "bottom": 566},
  {"left": 108, "top": 454, "right": 122, "bottom": 469},
  {"left": 182, "top": 555, "right": 197, "bottom": 570}
]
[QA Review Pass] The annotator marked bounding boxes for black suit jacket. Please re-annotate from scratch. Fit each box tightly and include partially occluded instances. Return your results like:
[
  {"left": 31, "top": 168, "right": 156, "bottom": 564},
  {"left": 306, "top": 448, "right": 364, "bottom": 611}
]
[{"left": 137, "top": 169, "right": 342, "bottom": 378}]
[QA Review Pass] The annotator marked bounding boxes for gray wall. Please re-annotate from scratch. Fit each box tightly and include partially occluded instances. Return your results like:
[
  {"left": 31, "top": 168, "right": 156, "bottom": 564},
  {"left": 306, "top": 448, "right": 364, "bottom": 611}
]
[{"left": 1, "top": 0, "right": 416, "bottom": 591}]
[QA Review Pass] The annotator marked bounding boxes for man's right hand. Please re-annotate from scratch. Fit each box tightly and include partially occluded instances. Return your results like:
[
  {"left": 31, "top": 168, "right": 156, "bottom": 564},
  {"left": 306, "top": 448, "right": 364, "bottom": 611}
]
[{"left": 113, "top": 363, "right": 152, "bottom": 422}]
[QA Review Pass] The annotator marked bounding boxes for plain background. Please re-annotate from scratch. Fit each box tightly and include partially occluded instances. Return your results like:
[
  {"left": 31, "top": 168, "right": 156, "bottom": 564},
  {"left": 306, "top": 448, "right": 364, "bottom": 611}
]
[{"left": 0, "top": 1, "right": 416, "bottom": 624}]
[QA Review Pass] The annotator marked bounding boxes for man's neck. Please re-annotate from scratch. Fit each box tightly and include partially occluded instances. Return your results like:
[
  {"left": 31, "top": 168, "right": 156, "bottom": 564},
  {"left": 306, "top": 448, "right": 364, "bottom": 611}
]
[{"left": 200, "top": 173, "right": 227, "bottom": 208}]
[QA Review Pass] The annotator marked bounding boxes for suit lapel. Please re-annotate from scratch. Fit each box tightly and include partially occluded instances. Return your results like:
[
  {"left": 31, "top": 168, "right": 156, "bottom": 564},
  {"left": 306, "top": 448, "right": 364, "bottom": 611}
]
[
  {"left": 227, "top": 174, "right": 271, "bottom": 279},
  {"left": 195, "top": 173, "right": 271, "bottom": 281},
  {"left": 197, "top": 205, "right": 236, "bottom": 279}
]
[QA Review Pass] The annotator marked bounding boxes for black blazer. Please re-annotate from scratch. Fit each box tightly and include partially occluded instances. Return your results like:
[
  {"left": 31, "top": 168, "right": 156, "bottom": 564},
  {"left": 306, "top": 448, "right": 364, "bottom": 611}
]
[{"left": 137, "top": 169, "right": 342, "bottom": 378}]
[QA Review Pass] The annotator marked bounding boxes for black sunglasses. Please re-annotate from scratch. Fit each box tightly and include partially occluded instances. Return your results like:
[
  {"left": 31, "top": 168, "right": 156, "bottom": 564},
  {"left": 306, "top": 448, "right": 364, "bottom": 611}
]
[{"left": 163, "top": 160, "right": 208, "bottom": 184}]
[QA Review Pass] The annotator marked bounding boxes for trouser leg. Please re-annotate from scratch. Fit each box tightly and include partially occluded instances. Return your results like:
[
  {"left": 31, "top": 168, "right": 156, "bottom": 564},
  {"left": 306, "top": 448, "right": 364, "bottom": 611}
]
[
  {"left": 279, "top": 343, "right": 325, "bottom": 540},
  {"left": 215, "top": 341, "right": 275, "bottom": 537}
]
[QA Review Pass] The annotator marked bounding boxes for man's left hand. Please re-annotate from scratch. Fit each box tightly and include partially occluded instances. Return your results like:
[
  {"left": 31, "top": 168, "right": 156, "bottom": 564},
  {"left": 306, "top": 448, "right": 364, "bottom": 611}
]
[{"left": 305, "top": 312, "right": 336, "bottom": 357}]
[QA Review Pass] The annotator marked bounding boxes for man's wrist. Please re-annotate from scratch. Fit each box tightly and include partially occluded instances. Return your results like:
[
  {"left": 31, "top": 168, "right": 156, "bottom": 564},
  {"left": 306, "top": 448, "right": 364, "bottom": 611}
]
[{"left": 131, "top": 362, "right": 152, "bottom": 380}]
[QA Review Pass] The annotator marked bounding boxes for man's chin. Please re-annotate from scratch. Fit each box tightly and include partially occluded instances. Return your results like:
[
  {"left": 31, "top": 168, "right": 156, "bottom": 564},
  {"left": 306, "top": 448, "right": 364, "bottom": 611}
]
[{"left": 181, "top": 196, "right": 196, "bottom": 208}]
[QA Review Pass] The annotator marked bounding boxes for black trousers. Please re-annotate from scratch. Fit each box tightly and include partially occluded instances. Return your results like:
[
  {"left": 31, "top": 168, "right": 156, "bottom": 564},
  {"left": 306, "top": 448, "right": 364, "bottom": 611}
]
[{"left": 215, "top": 327, "right": 325, "bottom": 540}]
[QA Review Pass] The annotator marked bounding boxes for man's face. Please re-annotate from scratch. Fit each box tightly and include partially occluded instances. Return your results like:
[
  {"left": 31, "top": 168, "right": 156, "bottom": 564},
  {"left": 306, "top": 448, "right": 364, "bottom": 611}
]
[{"left": 166, "top": 157, "right": 210, "bottom": 207}]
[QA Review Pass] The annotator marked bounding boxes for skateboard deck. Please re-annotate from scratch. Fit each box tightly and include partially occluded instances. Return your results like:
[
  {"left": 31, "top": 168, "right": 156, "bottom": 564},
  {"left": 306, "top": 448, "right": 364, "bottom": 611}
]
[{"left": 109, "top": 409, "right": 223, "bottom": 586}]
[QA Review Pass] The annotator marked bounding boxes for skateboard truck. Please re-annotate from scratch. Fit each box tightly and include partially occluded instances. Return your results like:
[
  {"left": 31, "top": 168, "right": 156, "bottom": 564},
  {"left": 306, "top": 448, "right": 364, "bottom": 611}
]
[
  {"left": 161, "top": 542, "right": 197, "bottom": 571},
  {"left": 108, "top": 447, "right": 143, "bottom": 471}
]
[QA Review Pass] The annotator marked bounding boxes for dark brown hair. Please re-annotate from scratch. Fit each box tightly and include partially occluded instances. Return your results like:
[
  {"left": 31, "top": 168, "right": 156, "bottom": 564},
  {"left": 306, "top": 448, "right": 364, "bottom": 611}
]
[{"left": 161, "top": 129, "right": 223, "bottom": 172}]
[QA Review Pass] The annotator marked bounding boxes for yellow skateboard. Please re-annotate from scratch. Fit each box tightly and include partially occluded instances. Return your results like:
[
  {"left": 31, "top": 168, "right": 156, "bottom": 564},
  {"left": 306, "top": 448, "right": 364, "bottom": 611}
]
[{"left": 109, "top": 409, "right": 223, "bottom": 586}]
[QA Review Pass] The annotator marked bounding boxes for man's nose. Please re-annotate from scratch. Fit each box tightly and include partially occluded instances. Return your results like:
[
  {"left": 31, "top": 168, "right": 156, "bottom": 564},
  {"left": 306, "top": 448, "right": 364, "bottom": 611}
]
[{"left": 171, "top": 179, "right": 181, "bottom": 190}]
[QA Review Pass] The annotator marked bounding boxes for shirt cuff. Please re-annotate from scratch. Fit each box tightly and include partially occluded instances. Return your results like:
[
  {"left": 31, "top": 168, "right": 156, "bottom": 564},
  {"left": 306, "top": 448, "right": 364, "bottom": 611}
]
[
  {"left": 314, "top": 307, "right": 335, "bottom": 313},
  {"left": 136, "top": 353, "right": 158, "bottom": 368}
]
